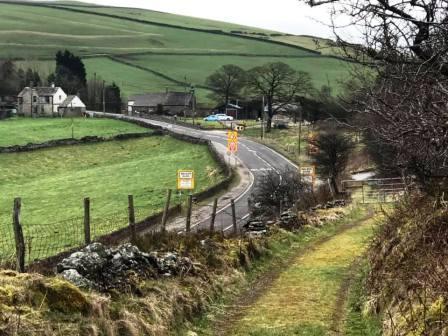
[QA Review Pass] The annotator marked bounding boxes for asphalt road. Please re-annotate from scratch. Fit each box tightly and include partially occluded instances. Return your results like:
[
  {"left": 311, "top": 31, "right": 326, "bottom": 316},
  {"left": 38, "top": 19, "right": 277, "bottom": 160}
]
[{"left": 90, "top": 112, "right": 298, "bottom": 232}]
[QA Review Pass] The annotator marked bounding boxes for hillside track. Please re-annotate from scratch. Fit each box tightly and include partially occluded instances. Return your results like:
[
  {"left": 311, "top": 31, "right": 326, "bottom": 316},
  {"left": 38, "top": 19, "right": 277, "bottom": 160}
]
[{"left": 224, "top": 211, "right": 376, "bottom": 335}]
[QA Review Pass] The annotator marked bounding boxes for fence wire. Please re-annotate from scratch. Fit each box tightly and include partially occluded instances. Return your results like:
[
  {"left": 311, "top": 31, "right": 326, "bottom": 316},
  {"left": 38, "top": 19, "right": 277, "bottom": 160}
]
[
  {"left": 0, "top": 192, "right": 249, "bottom": 269},
  {"left": 0, "top": 220, "right": 15, "bottom": 266},
  {"left": 23, "top": 217, "right": 84, "bottom": 263}
]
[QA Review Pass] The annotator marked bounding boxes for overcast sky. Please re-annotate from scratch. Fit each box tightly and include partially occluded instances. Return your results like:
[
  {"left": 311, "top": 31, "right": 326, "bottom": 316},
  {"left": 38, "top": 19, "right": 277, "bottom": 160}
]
[{"left": 80, "top": 0, "right": 348, "bottom": 39}]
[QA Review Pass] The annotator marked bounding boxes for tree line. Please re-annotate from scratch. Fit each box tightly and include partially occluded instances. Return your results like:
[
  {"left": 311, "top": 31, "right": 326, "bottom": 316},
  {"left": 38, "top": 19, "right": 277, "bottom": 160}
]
[{"left": 206, "top": 62, "right": 321, "bottom": 131}]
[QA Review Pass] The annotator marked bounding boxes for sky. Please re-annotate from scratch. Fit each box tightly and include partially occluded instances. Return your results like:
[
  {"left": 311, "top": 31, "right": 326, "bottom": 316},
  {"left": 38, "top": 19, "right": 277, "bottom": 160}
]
[{"left": 78, "top": 0, "right": 351, "bottom": 39}]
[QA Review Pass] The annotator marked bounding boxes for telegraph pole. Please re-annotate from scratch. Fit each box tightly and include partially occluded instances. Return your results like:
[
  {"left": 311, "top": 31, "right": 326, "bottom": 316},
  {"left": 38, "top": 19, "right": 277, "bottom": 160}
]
[
  {"left": 190, "top": 85, "right": 196, "bottom": 125},
  {"left": 93, "top": 72, "right": 97, "bottom": 111},
  {"left": 261, "top": 95, "right": 265, "bottom": 140},
  {"left": 102, "top": 80, "right": 106, "bottom": 113}
]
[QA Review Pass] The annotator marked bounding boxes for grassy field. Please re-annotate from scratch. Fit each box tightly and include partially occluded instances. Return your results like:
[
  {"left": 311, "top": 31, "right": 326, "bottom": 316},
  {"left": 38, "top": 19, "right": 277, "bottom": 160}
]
[
  {"left": 55, "top": 3, "right": 342, "bottom": 54},
  {"left": 0, "top": 2, "right": 356, "bottom": 108},
  {"left": 242, "top": 125, "right": 312, "bottom": 165},
  {"left": 179, "top": 118, "right": 259, "bottom": 129},
  {"left": 0, "top": 117, "right": 148, "bottom": 147},
  {"left": 56, "top": 3, "right": 280, "bottom": 36},
  {"left": 122, "top": 54, "right": 354, "bottom": 95},
  {"left": 0, "top": 135, "right": 223, "bottom": 262},
  {"left": 0, "top": 3, "right": 313, "bottom": 59}
]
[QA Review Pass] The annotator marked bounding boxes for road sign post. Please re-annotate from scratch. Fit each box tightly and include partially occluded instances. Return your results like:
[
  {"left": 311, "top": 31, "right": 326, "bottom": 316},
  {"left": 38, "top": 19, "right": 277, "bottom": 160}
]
[
  {"left": 177, "top": 170, "right": 195, "bottom": 191},
  {"left": 299, "top": 166, "right": 316, "bottom": 190}
]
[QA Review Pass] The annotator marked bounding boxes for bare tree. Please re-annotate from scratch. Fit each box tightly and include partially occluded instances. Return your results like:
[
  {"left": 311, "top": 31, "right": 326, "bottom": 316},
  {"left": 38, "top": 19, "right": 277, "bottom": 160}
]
[
  {"left": 310, "top": 132, "right": 354, "bottom": 194},
  {"left": 250, "top": 168, "right": 314, "bottom": 217},
  {"left": 205, "top": 64, "right": 246, "bottom": 105},
  {"left": 246, "top": 62, "right": 313, "bottom": 131},
  {"left": 302, "top": 0, "right": 448, "bottom": 191}
]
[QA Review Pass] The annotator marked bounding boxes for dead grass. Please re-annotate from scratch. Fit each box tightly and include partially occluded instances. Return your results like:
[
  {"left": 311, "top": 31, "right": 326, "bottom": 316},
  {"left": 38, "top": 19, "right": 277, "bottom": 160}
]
[{"left": 366, "top": 195, "right": 448, "bottom": 335}]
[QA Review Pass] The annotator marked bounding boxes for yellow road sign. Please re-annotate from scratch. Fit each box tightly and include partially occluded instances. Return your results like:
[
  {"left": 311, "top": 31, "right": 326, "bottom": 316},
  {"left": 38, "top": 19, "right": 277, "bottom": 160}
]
[
  {"left": 177, "top": 170, "right": 195, "bottom": 190},
  {"left": 227, "top": 131, "right": 238, "bottom": 153}
]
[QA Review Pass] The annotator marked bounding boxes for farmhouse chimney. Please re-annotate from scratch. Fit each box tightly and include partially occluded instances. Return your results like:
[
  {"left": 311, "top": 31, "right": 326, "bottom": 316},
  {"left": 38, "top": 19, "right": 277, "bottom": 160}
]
[{"left": 51, "top": 83, "right": 55, "bottom": 88}]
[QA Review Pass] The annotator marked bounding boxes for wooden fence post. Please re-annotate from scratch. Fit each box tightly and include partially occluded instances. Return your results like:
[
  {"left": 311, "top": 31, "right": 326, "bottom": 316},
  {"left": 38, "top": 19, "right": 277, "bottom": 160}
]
[
  {"left": 210, "top": 198, "right": 218, "bottom": 233},
  {"left": 128, "top": 195, "right": 136, "bottom": 243},
  {"left": 12, "top": 198, "right": 25, "bottom": 273},
  {"left": 231, "top": 199, "right": 238, "bottom": 235},
  {"left": 84, "top": 197, "right": 91, "bottom": 245},
  {"left": 161, "top": 189, "right": 172, "bottom": 232},
  {"left": 186, "top": 194, "right": 193, "bottom": 233}
]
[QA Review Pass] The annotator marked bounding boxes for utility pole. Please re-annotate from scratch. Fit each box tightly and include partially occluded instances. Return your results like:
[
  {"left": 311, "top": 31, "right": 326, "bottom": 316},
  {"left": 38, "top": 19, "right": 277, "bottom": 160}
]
[
  {"left": 93, "top": 72, "right": 97, "bottom": 111},
  {"left": 102, "top": 80, "right": 106, "bottom": 113},
  {"left": 190, "top": 85, "right": 196, "bottom": 125},
  {"left": 297, "top": 108, "right": 302, "bottom": 163},
  {"left": 261, "top": 95, "right": 265, "bottom": 140}
]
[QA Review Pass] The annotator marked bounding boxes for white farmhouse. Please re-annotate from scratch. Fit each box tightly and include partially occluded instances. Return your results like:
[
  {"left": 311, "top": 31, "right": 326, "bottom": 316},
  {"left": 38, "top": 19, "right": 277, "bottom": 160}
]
[{"left": 18, "top": 85, "right": 67, "bottom": 117}]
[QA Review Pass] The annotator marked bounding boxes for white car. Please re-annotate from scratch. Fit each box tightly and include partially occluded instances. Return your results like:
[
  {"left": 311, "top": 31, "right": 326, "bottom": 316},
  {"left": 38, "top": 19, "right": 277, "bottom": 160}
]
[
  {"left": 215, "top": 114, "right": 234, "bottom": 121},
  {"left": 203, "top": 113, "right": 234, "bottom": 121}
]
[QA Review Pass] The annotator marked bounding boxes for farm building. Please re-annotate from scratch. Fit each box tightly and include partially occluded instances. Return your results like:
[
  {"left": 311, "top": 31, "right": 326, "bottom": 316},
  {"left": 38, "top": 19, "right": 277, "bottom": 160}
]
[
  {"left": 17, "top": 85, "right": 67, "bottom": 117},
  {"left": 0, "top": 95, "right": 16, "bottom": 119},
  {"left": 215, "top": 102, "right": 243, "bottom": 119},
  {"left": 58, "top": 95, "right": 86, "bottom": 117},
  {"left": 127, "top": 91, "right": 195, "bottom": 116}
]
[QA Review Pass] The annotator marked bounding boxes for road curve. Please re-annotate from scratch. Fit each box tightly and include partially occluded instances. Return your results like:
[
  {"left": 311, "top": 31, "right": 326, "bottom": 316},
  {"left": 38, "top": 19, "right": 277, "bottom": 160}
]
[{"left": 89, "top": 112, "right": 298, "bottom": 231}]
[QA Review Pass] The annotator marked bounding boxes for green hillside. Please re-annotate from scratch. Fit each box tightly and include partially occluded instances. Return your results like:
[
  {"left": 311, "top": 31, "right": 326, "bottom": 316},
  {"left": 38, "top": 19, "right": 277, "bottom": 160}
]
[{"left": 0, "top": 1, "right": 354, "bottom": 106}]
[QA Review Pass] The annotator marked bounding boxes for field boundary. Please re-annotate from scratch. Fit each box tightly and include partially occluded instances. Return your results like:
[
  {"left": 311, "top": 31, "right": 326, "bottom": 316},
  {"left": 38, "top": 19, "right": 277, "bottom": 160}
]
[
  {"left": 107, "top": 56, "right": 212, "bottom": 92},
  {"left": 0, "top": 131, "right": 157, "bottom": 153}
]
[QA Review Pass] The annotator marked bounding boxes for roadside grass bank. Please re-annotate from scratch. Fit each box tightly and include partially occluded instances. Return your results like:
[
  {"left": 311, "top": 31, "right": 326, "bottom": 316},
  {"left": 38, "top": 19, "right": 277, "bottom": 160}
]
[
  {"left": 224, "top": 211, "right": 377, "bottom": 336},
  {"left": 185, "top": 205, "right": 372, "bottom": 335},
  {"left": 0, "top": 136, "right": 224, "bottom": 261},
  {"left": 0, "top": 117, "right": 148, "bottom": 147}
]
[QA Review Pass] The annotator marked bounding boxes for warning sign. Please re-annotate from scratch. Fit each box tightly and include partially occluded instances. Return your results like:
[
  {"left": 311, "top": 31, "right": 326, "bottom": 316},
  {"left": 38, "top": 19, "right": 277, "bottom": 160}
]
[
  {"left": 299, "top": 166, "right": 316, "bottom": 186},
  {"left": 227, "top": 131, "right": 238, "bottom": 153},
  {"left": 177, "top": 170, "right": 195, "bottom": 190}
]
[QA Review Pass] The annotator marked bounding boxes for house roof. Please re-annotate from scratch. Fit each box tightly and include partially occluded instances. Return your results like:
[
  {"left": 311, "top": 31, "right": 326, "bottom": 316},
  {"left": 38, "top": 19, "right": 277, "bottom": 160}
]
[
  {"left": 18, "top": 86, "right": 61, "bottom": 97},
  {"left": 129, "top": 92, "right": 193, "bottom": 107},
  {"left": 60, "top": 95, "right": 85, "bottom": 108}
]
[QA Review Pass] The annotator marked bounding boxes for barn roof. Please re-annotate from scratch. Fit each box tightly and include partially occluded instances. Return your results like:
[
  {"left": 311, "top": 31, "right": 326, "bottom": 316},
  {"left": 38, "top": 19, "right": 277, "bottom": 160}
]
[
  {"left": 129, "top": 92, "right": 193, "bottom": 107},
  {"left": 60, "top": 95, "right": 85, "bottom": 108}
]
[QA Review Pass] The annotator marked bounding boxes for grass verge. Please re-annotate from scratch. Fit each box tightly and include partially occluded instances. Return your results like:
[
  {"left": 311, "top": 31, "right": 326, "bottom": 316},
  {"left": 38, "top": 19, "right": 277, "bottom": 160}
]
[{"left": 344, "top": 262, "right": 382, "bottom": 336}]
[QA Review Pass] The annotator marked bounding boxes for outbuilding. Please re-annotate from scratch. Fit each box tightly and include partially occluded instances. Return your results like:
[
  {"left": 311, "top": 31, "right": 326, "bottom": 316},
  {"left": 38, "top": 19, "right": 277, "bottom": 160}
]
[{"left": 58, "top": 95, "right": 86, "bottom": 117}]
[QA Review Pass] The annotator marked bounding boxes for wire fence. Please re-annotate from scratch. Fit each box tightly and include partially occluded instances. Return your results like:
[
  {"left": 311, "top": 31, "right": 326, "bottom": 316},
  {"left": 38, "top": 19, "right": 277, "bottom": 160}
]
[{"left": 0, "top": 191, "right": 248, "bottom": 271}]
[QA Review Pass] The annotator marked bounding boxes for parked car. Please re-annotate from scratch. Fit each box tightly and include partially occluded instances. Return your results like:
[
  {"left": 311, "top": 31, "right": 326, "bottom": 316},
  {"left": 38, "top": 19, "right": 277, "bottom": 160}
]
[{"left": 203, "top": 114, "right": 234, "bottom": 121}]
